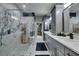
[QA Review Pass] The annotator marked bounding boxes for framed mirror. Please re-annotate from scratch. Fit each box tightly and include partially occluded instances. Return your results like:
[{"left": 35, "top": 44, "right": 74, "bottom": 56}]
[{"left": 63, "top": 3, "right": 79, "bottom": 35}]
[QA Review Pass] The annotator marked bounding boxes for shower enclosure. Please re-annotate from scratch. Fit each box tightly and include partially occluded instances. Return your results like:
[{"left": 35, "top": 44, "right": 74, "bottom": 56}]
[
  {"left": 0, "top": 9, "right": 21, "bottom": 46},
  {"left": 0, "top": 9, "right": 36, "bottom": 56}
]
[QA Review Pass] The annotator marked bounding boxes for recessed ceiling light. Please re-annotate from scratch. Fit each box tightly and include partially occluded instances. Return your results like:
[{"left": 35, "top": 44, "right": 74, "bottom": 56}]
[{"left": 22, "top": 5, "right": 26, "bottom": 8}]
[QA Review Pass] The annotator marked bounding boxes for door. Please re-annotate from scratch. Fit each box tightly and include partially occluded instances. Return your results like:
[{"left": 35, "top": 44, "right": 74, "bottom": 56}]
[{"left": 35, "top": 22, "right": 43, "bottom": 38}]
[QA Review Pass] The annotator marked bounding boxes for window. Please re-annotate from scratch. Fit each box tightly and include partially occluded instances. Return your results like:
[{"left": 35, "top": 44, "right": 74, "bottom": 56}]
[{"left": 70, "top": 12, "right": 76, "bottom": 18}]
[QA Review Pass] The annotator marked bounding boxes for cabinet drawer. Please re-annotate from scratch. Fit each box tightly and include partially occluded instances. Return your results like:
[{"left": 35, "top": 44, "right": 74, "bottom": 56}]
[
  {"left": 56, "top": 41, "right": 64, "bottom": 54},
  {"left": 65, "top": 47, "right": 78, "bottom": 56}
]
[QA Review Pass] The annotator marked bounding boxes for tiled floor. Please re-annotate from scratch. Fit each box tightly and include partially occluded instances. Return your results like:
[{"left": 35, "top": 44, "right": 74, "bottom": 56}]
[
  {"left": 34, "top": 36, "right": 50, "bottom": 56},
  {"left": 26, "top": 36, "right": 50, "bottom": 56},
  {"left": 0, "top": 31, "right": 50, "bottom": 56}
]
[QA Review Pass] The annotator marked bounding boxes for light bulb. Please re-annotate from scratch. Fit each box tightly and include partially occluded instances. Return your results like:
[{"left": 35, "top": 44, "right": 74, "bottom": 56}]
[
  {"left": 11, "top": 16, "right": 18, "bottom": 20},
  {"left": 22, "top": 5, "right": 26, "bottom": 8}
]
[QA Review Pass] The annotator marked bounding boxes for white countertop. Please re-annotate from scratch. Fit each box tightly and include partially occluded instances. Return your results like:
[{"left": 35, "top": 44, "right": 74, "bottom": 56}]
[{"left": 44, "top": 31, "right": 79, "bottom": 54}]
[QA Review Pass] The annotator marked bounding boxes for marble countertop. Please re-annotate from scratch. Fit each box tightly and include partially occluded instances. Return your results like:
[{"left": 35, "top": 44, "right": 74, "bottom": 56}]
[{"left": 44, "top": 31, "right": 79, "bottom": 54}]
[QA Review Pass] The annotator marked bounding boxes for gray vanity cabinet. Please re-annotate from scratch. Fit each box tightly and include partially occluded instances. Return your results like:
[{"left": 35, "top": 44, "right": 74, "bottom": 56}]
[
  {"left": 45, "top": 34, "right": 64, "bottom": 56},
  {"left": 44, "top": 33, "right": 79, "bottom": 56},
  {"left": 45, "top": 34, "right": 56, "bottom": 56},
  {"left": 50, "top": 37, "right": 57, "bottom": 56}
]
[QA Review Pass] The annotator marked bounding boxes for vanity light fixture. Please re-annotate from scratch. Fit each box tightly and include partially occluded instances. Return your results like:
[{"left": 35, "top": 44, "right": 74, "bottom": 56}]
[
  {"left": 57, "top": 10, "right": 60, "bottom": 14},
  {"left": 49, "top": 17, "right": 52, "bottom": 21},
  {"left": 45, "top": 21, "right": 48, "bottom": 25}
]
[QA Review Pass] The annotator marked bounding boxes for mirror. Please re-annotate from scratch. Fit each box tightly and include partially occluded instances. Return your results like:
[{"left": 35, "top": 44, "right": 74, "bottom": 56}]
[
  {"left": 43, "top": 16, "right": 52, "bottom": 31},
  {"left": 63, "top": 3, "right": 79, "bottom": 35}
]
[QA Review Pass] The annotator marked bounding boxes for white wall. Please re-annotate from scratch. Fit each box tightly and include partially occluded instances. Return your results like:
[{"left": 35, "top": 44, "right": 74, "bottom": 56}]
[
  {"left": 56, "top": 5, "right": 64, "bottom": 34},
  {"left": 64, "top": 7, "right": 70, "bottom": 33}
]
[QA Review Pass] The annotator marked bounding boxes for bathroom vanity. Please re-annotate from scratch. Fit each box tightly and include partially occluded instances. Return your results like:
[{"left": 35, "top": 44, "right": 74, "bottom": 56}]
[{"left": 44, "top": 31, "right": 79, "bottom": 56}]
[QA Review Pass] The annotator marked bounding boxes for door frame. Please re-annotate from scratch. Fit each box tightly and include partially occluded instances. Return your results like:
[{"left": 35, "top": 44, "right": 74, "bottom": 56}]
[{"left": 35, "top": 21, "right": 43, "bottom": 38}]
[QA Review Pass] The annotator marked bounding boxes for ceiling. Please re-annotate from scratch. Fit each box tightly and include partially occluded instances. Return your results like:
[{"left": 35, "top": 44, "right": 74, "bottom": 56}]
[
  {"left": 14, "top": 3, "right": 55, "bottom": 16},
  {"left": 0, "top": 3, "right": 55, "bottom": 16}
]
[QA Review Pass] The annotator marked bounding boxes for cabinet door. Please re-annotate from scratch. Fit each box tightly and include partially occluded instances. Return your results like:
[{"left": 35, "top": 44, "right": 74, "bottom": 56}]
[
  {"left": 57, "top": 50, "right": 64, "bottom": 56},
  {"left": 44, "top": 34, "right": 56, "bottom": 56},
  {"left": 56, "top": 47, "right": 64, "bottom": 56},
  {"left": 44, "top": 34, "right": 52, "bottom": 50},
  {"left": 56, "top": 42, "right": 64, "bottom": 54},
  {"left": 48, "top": 36, "right": 54, "bottom": 50},
  {"left": 51, "top": 37, "right": 64, "bottom": 56},
  {"left": 51, "top": 50, "right": 55, "bottom": 56},
  {"left": 65, "top": 47, "right": 78, "bottom": 56},
  {"left": 44, "top": 34, "right": 49, "bottom": 45},
  {"left": 58, "top": 51, "right": 64, "bottom": 56},
  {"left": 51, "top": 38, "right": 57, "bottom": 56}
]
